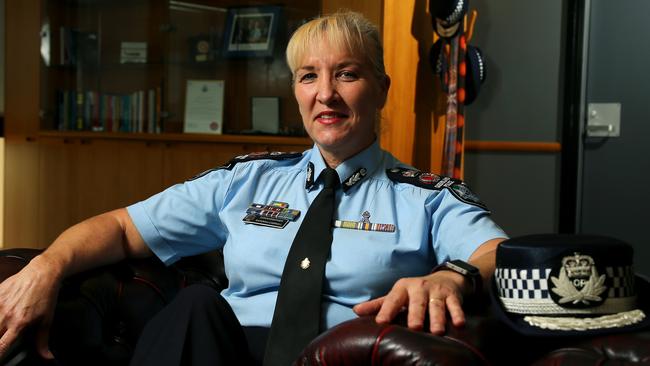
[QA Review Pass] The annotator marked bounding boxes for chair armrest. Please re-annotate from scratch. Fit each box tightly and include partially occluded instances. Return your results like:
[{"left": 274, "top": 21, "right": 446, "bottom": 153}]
[
  {"left": 531, "top": 331, "right": 650, "bottom": 365},
  {"left": 297, "top": 316, "right": 489, "bottom": 365},
  {"left": 0, "top": 248, "right": 41, "bottom": 281},
  {"left": 0, "top": 248, "right": 226, "bottom": 366}
]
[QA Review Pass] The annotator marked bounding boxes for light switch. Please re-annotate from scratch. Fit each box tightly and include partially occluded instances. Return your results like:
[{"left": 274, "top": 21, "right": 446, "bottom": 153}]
[{"left": 586, "top": 103, "right": 621, "bottom": 137}]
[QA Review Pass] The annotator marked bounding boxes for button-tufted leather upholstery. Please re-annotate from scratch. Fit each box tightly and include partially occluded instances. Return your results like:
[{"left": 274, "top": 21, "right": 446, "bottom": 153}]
[{"left": 1, "top": 248, "right": 649, "bottom": 365}]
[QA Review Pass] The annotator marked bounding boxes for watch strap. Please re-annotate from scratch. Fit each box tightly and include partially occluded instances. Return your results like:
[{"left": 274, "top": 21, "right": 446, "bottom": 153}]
[{"left": 431, "top": 259, "right": 483, "bottom": 296}]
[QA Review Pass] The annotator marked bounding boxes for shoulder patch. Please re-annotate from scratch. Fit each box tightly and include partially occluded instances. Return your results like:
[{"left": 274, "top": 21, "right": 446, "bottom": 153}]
[
  {"left": 188, "top": 151, "right": 303, "bottom": 181},
  {"left": 386, "top": 167, "right": 488, "bottom": 210},
  {"left": 218, "top": 151, "right": 303, "bottom": 170}
]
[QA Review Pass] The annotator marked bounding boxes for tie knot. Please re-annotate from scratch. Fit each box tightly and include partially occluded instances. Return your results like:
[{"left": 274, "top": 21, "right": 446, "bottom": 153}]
[{"left": 321, "top": 168, "right": 340, "bottom": 189}]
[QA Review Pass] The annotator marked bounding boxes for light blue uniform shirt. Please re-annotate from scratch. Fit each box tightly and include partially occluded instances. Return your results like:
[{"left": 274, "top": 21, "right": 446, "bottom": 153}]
[{"left": 127, "top": 141, "right": 506, "bottom": 329}]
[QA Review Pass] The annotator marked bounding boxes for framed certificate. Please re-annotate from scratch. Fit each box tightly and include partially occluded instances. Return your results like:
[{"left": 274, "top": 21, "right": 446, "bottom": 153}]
[{"left": 183, "top": 80, "right": 224, "bottom": 134}]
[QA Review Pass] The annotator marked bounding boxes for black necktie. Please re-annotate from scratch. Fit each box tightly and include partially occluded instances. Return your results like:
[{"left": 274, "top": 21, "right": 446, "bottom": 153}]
[{"left": 263, "top": 167, "right": 339, "bottom": 366}]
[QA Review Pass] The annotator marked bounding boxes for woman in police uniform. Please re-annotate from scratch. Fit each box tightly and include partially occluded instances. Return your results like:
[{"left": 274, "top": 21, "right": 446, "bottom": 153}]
[{"left": 0, "top": 11, "right": 506, "bottom": 366}]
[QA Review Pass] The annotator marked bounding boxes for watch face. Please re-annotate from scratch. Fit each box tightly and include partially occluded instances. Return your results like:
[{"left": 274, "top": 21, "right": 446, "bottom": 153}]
[{"left": 448, "top": 260, "right": 480, "bottom": 276}]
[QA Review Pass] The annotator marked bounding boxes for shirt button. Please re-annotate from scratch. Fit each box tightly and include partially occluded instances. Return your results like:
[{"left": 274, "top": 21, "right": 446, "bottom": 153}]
[{"left": 300, "top": 257, "right": 311, "bottom": 269}]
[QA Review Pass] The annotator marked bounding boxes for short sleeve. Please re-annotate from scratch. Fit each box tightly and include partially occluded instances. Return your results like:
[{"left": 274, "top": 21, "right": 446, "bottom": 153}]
[
  {"left": 429, "top": 190, "right": 507, "bottom": 263},
  {"left": 126, "top": 168, "right": 233, "bottom": 265}
]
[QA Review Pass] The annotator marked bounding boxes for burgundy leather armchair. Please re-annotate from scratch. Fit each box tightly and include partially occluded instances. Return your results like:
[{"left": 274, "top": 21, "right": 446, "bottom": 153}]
[{"left": 2, "top": 248, "right": 650, "bottom": 366}]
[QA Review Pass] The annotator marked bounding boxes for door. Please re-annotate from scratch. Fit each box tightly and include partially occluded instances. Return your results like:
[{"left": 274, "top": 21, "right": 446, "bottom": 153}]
[{"left": 579, "top": 0, "right": 650, "bottom": 275}]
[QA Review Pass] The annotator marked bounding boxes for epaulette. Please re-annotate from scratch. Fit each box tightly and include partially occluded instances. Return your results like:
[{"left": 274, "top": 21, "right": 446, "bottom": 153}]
[
  {"left": 386, "top": 167, "right": 488, "bottom": 210},
  {"left": 188, "top": 151, "right": 303, "bottom": 181}
]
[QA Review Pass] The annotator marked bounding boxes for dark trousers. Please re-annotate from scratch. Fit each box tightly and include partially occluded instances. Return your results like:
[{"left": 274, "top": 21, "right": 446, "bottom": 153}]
[{"left": 130, "top": 284, "right": 269, "bottom": 366}]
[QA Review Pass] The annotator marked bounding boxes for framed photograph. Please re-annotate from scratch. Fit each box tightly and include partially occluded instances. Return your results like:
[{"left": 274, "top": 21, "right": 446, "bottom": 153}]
[
  {"left": 223, "top": 6, "right": 282, "bottom": 58},
  {"left": 251, "top": 97, "right": 280, "bottom": 134}
]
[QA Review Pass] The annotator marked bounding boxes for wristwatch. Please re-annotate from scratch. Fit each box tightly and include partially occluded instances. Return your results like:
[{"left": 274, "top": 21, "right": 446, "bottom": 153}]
[{"left": 431, "top": 259, "right": 483, "bottom": 296}]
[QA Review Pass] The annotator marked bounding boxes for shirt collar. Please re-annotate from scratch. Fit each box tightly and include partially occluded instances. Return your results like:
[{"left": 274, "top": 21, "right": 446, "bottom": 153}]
[{"left": 305, "top": 140, "right": 382, "bottom": 194}]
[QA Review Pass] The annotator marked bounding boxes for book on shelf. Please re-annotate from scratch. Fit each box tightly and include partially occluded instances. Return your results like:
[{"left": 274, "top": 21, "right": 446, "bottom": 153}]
[
  {"left": 55, "top": 88, "right": 163, "bottom": 133},
  {"left": 105, "top": 95, "right": 114, "bottom": 132},
  {"left": 69, "top": 91, "right": 76, "bottom": 130},
  {"left": 76, "top": 91, "right": 84, "bottom": 130},
  {"left": 90, "top": 91, "right": 101, "bottom": 132}
]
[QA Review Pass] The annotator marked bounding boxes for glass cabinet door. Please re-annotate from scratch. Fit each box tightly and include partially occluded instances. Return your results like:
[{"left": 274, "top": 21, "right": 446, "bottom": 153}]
[{"left": 40, "top": 0, "right": 320, "bottom": 136}]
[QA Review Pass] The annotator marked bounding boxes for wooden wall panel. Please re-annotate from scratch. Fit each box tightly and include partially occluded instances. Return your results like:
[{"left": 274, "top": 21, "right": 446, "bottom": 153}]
[
  {"left": 73, "top": 140, "right": 164, "bottom": 223},
  {"left": 4, "top": 142, "right": 40, "bottom": 248},
  {"left": 380, "top": 0, "right": 418, "bottom": 166},
  {"left": 161, "top": 140, "right": 312, "bottom": 187},
  {"left": 162, "top": 142, "right": 241, "bottom": 187},
  {"left": 381, "top": 0, "right": 444, "bottom": 172},
  {"left": 37, "top": 138, "right": 77, "bottom": 246},
  {"left": 4, "top": 0, "right": 42, "bottom": 248}
]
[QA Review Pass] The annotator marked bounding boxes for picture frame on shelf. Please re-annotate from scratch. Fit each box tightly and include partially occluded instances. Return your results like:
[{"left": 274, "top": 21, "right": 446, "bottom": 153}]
[
  {"left": 251, "top": 96, "right": 280, "bottom": 134},
  {"left": 188, "top": 30, "right": 221, "bottom": 63},
  {"left": 120, "top": 42, "right": 148, "bottom": 64},
  {"left": 223, "top": 6, "right": 282, "bottom": 58}
]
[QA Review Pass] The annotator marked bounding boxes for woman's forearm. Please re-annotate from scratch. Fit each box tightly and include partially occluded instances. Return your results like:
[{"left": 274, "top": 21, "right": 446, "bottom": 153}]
[{"left": 35, "top": 207, "right": 152, "bottom": 280}]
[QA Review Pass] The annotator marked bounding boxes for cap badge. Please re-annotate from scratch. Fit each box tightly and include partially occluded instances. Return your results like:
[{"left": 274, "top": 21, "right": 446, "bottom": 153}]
[
  {"left": 550, "top": 253, "right": 607, "bottom": 307},
  {"left": 342, "top": 168, "right": 367, "bottom": 192},
  {"left": 305, "top": 162, "right": 315, "bottom": 190},
  {"left": 401, "top": 169, "right": 419, "bottom": 178}
]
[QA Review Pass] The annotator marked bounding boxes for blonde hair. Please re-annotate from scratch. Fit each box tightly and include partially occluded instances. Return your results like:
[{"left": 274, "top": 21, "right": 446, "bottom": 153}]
[{"left": 286, "top": 11, "right": 387, "bottom": 84}]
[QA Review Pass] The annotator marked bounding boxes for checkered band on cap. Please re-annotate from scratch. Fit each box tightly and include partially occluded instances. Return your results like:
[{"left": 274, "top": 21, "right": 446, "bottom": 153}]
[
  {"left": 607, "top": 266, "right": 636, "bottom": 297},
  {"left": 495, "top": 268, "right": 552, "bottom": 300},
  {"left": 495, "top": 266, "right": 637, "bottom": 315}
]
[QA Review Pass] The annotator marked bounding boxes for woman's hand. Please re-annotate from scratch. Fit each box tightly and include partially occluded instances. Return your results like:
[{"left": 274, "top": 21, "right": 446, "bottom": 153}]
[
  {"left": 0, "top": 209, "right": 151, "bottom": 361},
  {"left": 0, "top": 256, "right": 61, "bottom": 360},
  {"left": 353, "top": 239, "right": 504, "bottom": 335},
  {"left": 352, "top": 270, "right": 469, "bottom": 335}
]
